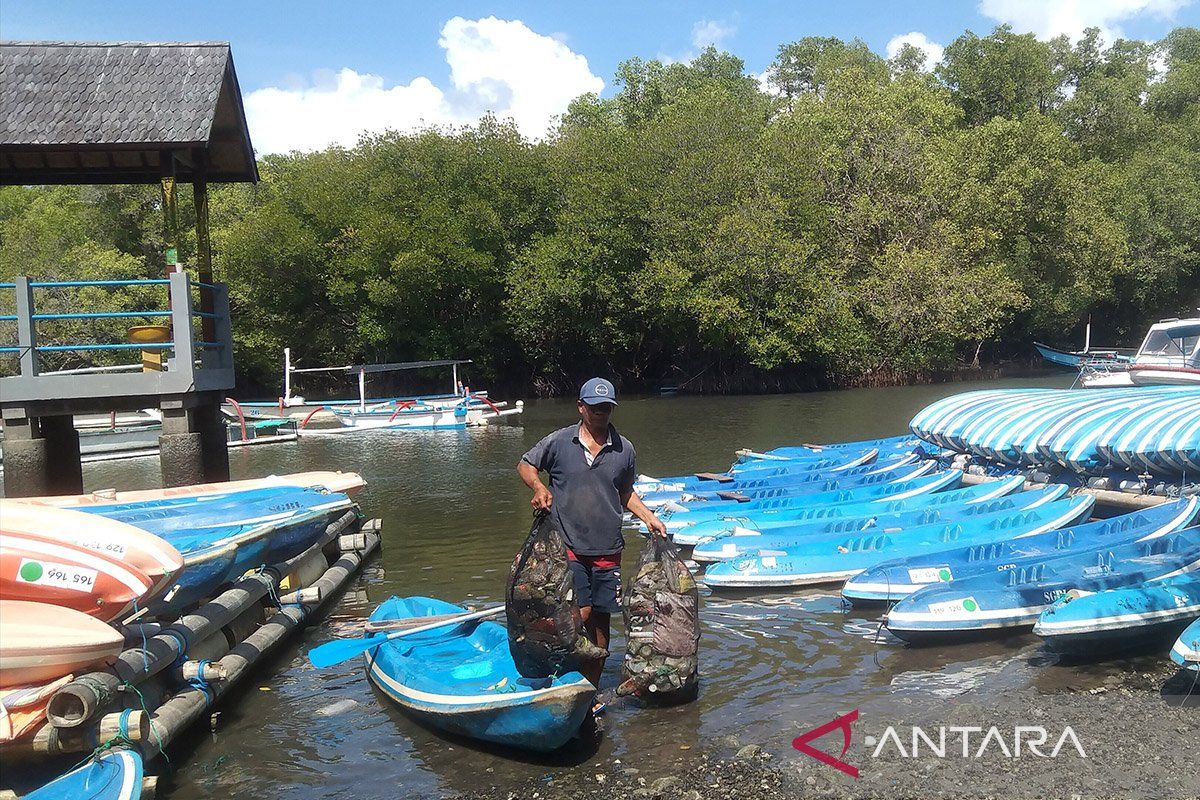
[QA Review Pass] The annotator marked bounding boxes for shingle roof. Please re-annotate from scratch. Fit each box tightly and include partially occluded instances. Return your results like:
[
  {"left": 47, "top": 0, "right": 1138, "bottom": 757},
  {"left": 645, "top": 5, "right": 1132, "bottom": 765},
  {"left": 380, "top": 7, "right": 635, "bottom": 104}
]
[{"left": 0, "top": 41, "right": 258, "bottom": 184}]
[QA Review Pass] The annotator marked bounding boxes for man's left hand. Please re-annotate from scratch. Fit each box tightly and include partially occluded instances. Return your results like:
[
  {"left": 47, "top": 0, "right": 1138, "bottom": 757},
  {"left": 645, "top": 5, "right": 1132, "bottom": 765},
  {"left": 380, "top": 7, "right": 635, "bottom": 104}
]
[{"left": 646, "top": 516, "right": 669, "bottom": 538}]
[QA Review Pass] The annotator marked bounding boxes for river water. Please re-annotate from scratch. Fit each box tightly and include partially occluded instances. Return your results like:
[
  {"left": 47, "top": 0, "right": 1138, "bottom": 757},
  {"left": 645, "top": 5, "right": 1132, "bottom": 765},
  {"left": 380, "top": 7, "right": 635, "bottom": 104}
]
[{"left": 70, "top": 374, "right": 1176, "bottom": 799}]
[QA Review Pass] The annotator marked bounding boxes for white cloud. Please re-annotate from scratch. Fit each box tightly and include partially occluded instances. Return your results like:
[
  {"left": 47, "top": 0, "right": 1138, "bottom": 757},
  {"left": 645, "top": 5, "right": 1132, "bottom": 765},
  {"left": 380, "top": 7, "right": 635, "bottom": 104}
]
[
  {"left": 691, "top": 19, "right": 737, "bottom": 49},
  {"left": 886, "top": 31, "right": 946, "bottom": 68},
  {"left": 978, "top": 0, "right": 1190, "bottom": 41},
  {"left": 244, "top": 16, "right": 603, "bottom": 154}
]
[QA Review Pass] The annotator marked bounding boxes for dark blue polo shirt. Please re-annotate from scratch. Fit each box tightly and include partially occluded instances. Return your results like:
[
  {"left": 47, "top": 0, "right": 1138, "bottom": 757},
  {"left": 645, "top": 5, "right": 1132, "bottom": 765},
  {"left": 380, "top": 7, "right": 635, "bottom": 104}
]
[{"left": 521, "top": 423, "right": 636, "bottom": 556}]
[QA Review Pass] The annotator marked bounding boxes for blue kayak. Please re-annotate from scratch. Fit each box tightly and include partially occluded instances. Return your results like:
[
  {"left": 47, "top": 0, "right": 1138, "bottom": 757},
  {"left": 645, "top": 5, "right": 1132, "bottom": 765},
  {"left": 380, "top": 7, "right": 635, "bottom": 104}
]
[
  {"left": 365, "top": 597, "right": 595, "bottom": 752},
  {"left": 658, "top": 460, "right": 939, "bottom": 516},
  {"left": 92, "top": 491, "right": 355, "bottom": 613},
  {"left": 1034, "top": 573, "right": 1200, "bottom": 655},
  {"left": 657, "top": 469, "right": 962, "bottom": 531},
  {"left": 25, "top": 749, "right": 142, "bottom": 800},
  {"left": 635, "top": 448, "right": 879, "bottom": 494},
  {"left": 735, "top": 435, "right": 922, "bottom": 463},
  {"left": 842, "top": 497, "right": 1200, "bottom": 605},
  {"left": 702, "top": 496, "right": 1094, "bottom": 589},
  {"left": 691, "top": 485, "right": 1068, "bottom": 563},
  {"left": 885, "top": 528, "right": 1200, "bottom": 644},
  {"left": 640, "top": 454, "right": 919, "bottom": 505},
  {"left": 669, "top": 475, "right": 1022, "bottom": 546},
  {"left": 1170, "top": 617, "right": 1200, "bottom": 671}
]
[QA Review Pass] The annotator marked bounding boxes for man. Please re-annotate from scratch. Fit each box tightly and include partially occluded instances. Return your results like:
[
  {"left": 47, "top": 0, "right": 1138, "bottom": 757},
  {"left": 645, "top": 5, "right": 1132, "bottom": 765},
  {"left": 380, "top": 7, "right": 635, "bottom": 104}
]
[{"left": 518, "top": 377, "right": 668, "bottom": 689}]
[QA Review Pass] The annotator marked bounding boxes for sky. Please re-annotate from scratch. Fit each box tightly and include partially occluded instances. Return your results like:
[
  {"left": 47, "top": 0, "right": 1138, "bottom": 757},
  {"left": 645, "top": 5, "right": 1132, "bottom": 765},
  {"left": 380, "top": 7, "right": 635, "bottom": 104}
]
[{"left": 3, "top": 1, "right": 1197, "bottom": 154}]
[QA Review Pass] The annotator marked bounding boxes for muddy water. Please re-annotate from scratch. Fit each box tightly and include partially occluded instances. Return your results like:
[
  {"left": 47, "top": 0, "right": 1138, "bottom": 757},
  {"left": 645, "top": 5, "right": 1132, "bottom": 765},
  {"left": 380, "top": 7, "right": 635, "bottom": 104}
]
[{"left": 68, "top": 375, "right": 1181, "bottom": 799}]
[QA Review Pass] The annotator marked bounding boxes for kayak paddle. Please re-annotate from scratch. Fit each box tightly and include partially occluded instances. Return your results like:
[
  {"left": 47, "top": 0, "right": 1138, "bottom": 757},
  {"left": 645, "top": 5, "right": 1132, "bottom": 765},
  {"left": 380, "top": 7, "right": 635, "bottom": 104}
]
[{"left": 308, "top": 605, "right": 505, "bottom": 668}]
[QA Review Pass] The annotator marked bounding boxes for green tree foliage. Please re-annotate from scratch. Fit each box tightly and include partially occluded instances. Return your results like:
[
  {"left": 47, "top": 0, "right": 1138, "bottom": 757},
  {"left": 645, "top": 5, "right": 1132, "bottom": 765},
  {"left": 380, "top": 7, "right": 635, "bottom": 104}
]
[{"left": 2, "top": 26, "right": 1197, "bottom": 392}]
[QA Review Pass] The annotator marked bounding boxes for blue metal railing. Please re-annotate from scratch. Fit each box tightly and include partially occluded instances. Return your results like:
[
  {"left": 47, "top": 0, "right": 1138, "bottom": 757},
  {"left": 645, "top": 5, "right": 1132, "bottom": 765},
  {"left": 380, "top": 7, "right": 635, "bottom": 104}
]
[{"left": 0, "top": 275, "right": 232, "bottom": 377}]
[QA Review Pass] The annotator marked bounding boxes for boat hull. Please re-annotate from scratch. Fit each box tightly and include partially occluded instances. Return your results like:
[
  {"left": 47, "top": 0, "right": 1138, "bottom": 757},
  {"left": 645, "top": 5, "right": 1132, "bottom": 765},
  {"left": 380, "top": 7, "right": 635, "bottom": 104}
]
[
  {"left": 25, "top": 749, "right": 143, "bottom": 800},
  {"left": 0, "top": 600, "right": 124, "bottom": 687},
  {"left": 842, "top": 498, "right": 1200, "bottom": 606},
  {"left": 0, "top": 533, "right": 153, "bottom": 621},
  {"left": 1171, "top": 617, "right": 1200, "bottom": 671},
  {"left": 365, "top": 597, "right": 594, "bottom": 752},
  {"left": 1034, "top": 576, "right": 1200, "bottom": 656}
]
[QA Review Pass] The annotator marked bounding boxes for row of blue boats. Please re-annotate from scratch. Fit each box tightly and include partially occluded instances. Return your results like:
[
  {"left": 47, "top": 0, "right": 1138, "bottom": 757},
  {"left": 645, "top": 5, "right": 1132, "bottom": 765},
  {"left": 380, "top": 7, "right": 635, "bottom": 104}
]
[
  {"left": 635, "top": 431, "right": 1200, "bottom": 669},
  {"left": 910, "top": 386, "right": 1200, "bottom": 476}
]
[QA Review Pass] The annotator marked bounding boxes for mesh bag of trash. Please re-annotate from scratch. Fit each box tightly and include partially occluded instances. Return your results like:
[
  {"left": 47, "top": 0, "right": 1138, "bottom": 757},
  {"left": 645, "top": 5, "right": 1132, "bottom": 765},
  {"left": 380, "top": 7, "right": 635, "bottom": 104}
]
[
  {"left": 505, "top": 511, "right": 607, "bottom": 678},
  {"left": 618, "top": 535, "right": 700, "bottom": 704}
]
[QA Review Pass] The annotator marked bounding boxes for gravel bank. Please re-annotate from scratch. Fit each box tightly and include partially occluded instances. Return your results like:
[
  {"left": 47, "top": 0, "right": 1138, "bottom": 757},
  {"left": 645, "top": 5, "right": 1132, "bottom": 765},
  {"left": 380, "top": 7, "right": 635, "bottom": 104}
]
[{"left": 455, "top": 665, "right": 1199, "bottom": 800}]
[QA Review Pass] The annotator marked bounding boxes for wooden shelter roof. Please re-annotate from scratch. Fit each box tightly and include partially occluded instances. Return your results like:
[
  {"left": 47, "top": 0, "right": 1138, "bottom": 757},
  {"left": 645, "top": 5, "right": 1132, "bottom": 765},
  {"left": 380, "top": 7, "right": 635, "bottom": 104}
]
[{"left": 0, "top": 41, "right": 258, "bottom": 184}]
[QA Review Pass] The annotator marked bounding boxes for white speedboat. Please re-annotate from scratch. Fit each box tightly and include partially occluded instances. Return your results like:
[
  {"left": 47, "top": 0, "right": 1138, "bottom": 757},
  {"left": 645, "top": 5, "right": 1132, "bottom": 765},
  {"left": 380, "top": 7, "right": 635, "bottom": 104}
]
[{"left": 1081, "top": 317, "right": 1199, "bottom": 388}]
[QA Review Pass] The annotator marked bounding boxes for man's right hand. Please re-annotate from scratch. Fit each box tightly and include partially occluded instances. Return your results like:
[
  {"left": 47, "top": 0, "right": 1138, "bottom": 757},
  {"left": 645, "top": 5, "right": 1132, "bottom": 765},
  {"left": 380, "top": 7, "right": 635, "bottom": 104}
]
[{"left": 531, "top": 485, "right": 553, "bottom": 511}]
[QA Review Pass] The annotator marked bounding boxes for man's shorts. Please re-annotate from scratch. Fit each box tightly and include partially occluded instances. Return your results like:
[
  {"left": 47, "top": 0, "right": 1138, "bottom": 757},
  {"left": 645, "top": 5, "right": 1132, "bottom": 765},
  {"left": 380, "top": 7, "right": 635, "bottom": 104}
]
[{"left": 568, "top": 557, "right": 621, "bottom": 615}]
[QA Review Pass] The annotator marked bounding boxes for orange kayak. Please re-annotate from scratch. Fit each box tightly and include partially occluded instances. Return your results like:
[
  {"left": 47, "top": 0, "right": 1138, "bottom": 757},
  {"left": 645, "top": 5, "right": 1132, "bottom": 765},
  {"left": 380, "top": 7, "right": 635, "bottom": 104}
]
[
  {"left": 0, "top": 501, "right": 182, "bottom": 600},
  {"left": 0, "top": 600, "right": 124, "bottom": 688},
  {"left": 13, "top": 470, "right": 366, "bottom": 507},
  {"left": 0, "top": 532, "right": 154, "bottom": 621}
]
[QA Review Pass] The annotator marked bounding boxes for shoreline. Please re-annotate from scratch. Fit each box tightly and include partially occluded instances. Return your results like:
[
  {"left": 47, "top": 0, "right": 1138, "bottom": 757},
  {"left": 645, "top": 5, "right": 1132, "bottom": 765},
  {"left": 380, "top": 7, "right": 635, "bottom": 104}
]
[{"left": 454, "top": 662, "right": 1199, "bottom": 800}]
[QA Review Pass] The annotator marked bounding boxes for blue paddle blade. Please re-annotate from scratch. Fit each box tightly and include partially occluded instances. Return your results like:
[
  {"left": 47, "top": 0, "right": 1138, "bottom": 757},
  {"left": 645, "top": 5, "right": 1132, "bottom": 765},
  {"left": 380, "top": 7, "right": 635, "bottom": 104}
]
[{"left": 307, "top": 633, "right": 387, "bottom": 669}]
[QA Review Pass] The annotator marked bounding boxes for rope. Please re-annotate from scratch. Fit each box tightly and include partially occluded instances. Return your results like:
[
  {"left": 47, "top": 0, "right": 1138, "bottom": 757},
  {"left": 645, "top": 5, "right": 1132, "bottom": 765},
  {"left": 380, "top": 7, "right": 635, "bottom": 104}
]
[
  {"left": 159, "top": 627, "right": 190, "bottom": 669},
  {"left": 187, "top": 660, "right": 214, "bottom": 707},
  {"left": 117, "top": 708, "right": 133, "bottom": 739},
  {"left": 122, "top": 681, "right": 169, "bottom": 762}
]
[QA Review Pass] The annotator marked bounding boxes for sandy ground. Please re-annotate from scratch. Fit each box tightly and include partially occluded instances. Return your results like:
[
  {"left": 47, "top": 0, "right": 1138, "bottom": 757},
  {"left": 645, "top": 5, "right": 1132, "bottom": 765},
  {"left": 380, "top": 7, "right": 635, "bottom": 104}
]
[{"left": 457, "top": 664, "right": 1199, "bottom": 800}]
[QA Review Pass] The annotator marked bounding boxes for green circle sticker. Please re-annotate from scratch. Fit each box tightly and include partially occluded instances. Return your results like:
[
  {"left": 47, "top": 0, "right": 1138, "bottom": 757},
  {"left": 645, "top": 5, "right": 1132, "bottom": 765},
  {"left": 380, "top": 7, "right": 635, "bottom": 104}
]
[
  {"left": 19, "top": 561, "right": 43, "bottom": 582},
  {"left": 962, "top": 598, "right": 979, "bottom": 612},
  {"left": 938, "top": 568, "right": 952, "bottom": 582}
]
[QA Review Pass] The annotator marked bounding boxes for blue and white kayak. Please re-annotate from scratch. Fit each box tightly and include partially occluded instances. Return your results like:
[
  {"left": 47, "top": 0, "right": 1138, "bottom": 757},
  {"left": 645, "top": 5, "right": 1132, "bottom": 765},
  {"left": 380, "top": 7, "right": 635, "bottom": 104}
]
[
  {"left": 640, "top": 453, "right": 919, "bottom": 505},
  {"left": 669, "top": 475, "right": 1021, "bottom": 546},
  {"left": 1033, "top": 573, "right": 1200, "bottom": 655},
  {"left": 1170, "top": 617, "right": 1200, "bottom": 671},
  {"left": 885, "top": 528, "right": 1200, "bottom": 643},
  {"left": 733, "top": 435, "right": 920, "bottom": 463},
  {"left": 701, "top": 496, "right": 1094, "bottom": 589},
  {"left": 25, "top": 748, "right": 143, "bottom": 800},
  {"left": 635, "top": 448, "right": 879, "bottom": 494},
  {"left": 691, "top": 485, "right": 1067, "bottom": 563},
  {"left": 843, "top": 497, "right": 1200, "bottom": 605},
  {"left": 365, "top": 597, "right": 594, "bottom": 752},
  {"left": 910, "top": 386, "right": 1200, "bottom": 478},
  {"left": 656, "top": 460, "right": 938, "bottom": 514},
  {"left": 88, "top": 491, "right": 354, "bottom": 613},
  {"left": 656, "top": 468, "right": 960, "bottom": 530}
]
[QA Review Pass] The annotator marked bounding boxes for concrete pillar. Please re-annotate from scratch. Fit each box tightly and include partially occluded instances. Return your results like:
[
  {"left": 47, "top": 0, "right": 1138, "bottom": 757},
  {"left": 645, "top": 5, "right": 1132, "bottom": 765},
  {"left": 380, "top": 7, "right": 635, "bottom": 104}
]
[
  {"left": 159, "top": 407, "right": 205, "bottom": 488},
  {"left": 2, "top": 416, "right": 50, "bottom": 498},
  {"left": 194, "top": 399, "right": 230, "bottom": 482},
  {"left": 158, "top": 397, "right": 229, "bottom": 488},
  {"left": 40, "top": 415, "right": 83, "bottom": 495},
  {"left": 0, "top": 414, "right": 83, "bottom": 497}
]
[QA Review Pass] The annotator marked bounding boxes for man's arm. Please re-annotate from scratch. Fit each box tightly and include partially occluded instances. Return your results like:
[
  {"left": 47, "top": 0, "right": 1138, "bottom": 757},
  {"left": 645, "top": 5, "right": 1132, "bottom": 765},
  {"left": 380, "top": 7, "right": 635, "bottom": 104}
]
[
  {"left": 622, "top": 489, "right": 668, "bottom": 537},
  {"left": 518, "top": 460, "right": 553, "bottom": 511}
]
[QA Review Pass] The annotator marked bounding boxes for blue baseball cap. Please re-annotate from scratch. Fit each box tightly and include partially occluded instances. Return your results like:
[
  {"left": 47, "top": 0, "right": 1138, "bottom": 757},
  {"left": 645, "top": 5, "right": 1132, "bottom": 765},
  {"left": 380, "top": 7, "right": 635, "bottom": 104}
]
[{"left": 579, "top": 377, "right": 618, "bottom": 406}]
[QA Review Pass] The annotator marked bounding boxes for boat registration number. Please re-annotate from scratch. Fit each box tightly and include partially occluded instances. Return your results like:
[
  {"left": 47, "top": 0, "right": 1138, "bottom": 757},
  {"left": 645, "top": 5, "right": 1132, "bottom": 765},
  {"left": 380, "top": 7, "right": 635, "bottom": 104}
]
[
  {"left": 926, "top": 596, "right": 980, "bottom": 615},
  {"left": 16, "top": 558, "right": 97, "bottom": 592},
  {"left": 908, "top": 566, "right": 953, "bottom": 584},
  {"left": 75, "top": 539, "right": 128, "bottom": 557}
]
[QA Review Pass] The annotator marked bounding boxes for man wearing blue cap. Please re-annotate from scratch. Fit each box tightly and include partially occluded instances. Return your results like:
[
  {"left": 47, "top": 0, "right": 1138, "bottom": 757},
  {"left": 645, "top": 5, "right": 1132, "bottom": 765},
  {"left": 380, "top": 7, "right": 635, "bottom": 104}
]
[{"left": 518, "top": 377, "right": 667, "bottom": 688}]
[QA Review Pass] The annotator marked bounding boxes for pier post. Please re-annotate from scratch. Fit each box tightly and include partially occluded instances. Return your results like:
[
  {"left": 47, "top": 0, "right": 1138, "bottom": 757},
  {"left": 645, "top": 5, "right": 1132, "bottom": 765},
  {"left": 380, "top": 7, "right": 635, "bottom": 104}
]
[
  {"left": 158, "top": 394, "right": 230, "bottom": 487},
  {"left": 0, "top": 411, "right": 83, "bottom": 497}
]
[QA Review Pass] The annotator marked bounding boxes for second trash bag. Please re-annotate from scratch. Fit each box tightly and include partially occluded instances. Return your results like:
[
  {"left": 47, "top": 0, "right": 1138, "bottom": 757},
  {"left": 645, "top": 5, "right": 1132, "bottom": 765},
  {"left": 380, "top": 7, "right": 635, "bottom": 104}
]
[
  {"left": 506, "top": 511, "right": 607, "bottom": 678},
  {"left": 619, "top": 535, "right": 700, "bottom": 704}
]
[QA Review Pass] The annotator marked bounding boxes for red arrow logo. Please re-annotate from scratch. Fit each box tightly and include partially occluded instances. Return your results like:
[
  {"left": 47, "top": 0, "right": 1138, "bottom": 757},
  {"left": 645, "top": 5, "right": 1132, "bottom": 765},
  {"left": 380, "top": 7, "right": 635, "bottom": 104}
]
[{"left": 792, "top": 709, "right": 859, "bottom": 778}]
